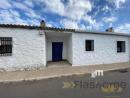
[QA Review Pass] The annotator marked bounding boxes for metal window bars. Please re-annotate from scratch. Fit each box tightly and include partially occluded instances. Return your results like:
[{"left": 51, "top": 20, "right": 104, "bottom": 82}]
[{"left": 0, "top": 37, "right": 12, "bottom": 56}]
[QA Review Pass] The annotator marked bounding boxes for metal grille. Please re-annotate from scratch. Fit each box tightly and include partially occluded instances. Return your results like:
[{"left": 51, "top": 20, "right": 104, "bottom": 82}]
[{"left": 0, "top": 37, "right": 12, "bottom": 56}]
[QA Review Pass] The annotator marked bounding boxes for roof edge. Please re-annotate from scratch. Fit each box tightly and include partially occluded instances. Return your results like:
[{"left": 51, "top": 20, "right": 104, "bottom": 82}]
[{"left": 0, "top": 24, "right": 130, "bottom": 37}]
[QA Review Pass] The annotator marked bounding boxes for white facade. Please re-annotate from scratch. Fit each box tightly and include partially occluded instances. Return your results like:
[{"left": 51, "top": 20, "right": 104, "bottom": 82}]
[
  {"left": 72, "top": 33, "right": 130, "bottom": 66},
  {"left": 0, "top": 27, "right": 130, "bottom": 71},
  {"left": 0, "top": 27, "right": 46, "bottom": 71}
]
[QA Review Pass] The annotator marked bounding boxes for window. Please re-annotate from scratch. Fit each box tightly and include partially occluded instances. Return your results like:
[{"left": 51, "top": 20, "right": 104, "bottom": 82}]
[
  {"left": 0, "top": 37, "right": 12, "bottom": 56},
  {"left": 85, "top": 40, "right": 94, "bottom": 51},
  {"left": 117, "top": 41, "right": 125, "bottom": 53}
]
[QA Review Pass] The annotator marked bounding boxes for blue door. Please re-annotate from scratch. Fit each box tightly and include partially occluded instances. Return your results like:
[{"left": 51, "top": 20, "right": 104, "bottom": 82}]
[{"left": 52, "top": 42, "right": 63, "bottom": 62}]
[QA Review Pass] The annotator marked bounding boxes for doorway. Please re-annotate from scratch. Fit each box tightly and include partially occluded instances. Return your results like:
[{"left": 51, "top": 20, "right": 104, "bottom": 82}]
[{"left": 52, "top": 42, "right": 63, "bottom": 62}]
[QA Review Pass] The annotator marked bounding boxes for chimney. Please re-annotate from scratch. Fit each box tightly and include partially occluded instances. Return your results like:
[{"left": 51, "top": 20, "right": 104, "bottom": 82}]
[
  {"left": 40, "top": 20, "right": 46, "bottom": 28},
  {"left": 106, "top": 27, "right": 114, "bottom": 32}
]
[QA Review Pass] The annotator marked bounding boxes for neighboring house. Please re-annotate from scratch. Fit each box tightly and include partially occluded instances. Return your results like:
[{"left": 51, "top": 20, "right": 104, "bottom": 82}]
[{"left": 0, "top": 21, "right": 130, "bottom": 71}]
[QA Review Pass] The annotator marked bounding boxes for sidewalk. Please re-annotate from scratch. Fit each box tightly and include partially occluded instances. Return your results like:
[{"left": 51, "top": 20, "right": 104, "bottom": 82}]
[{"left": 0, "top": 62, "right": 130, "bottom": 83}]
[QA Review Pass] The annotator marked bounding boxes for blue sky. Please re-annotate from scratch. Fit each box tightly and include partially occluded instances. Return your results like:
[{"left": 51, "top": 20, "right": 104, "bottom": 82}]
[{"left": 0, "top": 0, "right": 130, "bottom": 33}]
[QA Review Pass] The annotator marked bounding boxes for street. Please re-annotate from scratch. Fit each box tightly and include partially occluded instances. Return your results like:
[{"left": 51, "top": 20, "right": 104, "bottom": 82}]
[{"left": 0, "top": 68, "right": 130, "bottom": 98}]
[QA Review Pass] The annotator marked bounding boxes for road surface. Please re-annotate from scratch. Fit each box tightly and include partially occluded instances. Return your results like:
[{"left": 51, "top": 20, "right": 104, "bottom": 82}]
[{"left": 0, "top": 68, "right": 130, "bottom": 98}]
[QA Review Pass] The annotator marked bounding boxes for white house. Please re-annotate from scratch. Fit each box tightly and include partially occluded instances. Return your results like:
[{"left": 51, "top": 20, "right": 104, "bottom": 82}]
[{"left": 0, "top": 21, "right": 130, "bottom": 71}]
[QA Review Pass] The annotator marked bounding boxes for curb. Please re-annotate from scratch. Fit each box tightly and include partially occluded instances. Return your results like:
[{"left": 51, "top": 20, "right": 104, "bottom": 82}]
[{"left": 0, "top": 66, "right": 130, "bottom": 84}]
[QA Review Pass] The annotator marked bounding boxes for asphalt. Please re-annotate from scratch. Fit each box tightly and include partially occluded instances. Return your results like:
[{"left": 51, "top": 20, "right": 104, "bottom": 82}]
[{"left": 0, "top": 68, "right": 129, "bottom": 98}]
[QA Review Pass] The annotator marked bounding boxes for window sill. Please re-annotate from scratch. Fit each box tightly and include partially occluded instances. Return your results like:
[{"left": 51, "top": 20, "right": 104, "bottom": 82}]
[
  {"left": 117, "top": 52, "right": 126, "bottom": 53},
  {"left": 85, "top": 51, "right": 95, "bottom": 53}
]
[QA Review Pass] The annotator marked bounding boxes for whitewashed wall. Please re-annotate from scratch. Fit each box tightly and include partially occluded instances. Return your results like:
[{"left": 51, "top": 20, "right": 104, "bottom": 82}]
[
  {"left": 72, "top": 33, "right": 130, "bottom": 66},
  {"left": 67, "top": 34, "right": 72, "bottom": 64},
  {"left": 0, "top": 27, "right": 129, "bottom": 70},
  {"left": 0, "top": 27, "right": 46, "bottom": 71}
]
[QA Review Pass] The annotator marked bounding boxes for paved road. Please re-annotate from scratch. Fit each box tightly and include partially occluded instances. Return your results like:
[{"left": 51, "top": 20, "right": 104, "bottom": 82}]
[{"left": 0, "top": 68, "right": 130, "bottom": 98}]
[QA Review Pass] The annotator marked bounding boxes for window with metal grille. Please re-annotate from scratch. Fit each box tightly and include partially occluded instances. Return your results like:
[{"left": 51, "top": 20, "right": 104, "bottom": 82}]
[
  {"left": 85, "top": 40, "right": 94, "bottom": 51},
  {"left": 0, "top": 37, "right": 12, "bottom": 56}
]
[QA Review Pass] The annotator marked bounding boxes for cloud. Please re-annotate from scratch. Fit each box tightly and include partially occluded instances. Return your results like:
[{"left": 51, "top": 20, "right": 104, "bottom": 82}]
[
  {"left": 60, "top": 16, "right": 103, "bottom": 30},
  {"left": 107, "top": 0, "right": 126, "bottom": 8},
  {"left": 42, "top": 0, "right": 94, "bottom": 29},
  {"left": 0, "top": 0, "right": 129, "bottom": 32},
  {"left": 0, "top": 9, "right": 28, "bottom": 25},
  {"left": 86, "top": 21, "right": 103, "bottom": 30},
  {"left": 41, "top": 0, "right": 65, "bottom": 16},
  {"left": 9, "top": 9, "right": 20, "bottom": 17},
  {"left": 12, "top": 1, "right": 30, "bottom": 10},
  {"left": 0, "top": 8, "right": 41, "bottom": 25},
  {"left": 64, "top": 0, "right": 92, "bottom": 21},
  {"left": 46, "top": 22, "right": 53, "bottom": 27},
  {"left": 80, "top": 14, "right": 103, "bottom": 30},
  {"left": 103, "top": 17, "right": 117, "bottom": 23},
  {"left": 114, "top": 0, "right": 126, "bottom": 8},
  {"left": 115, "top": 23, "right": 130, "bottom": 33},
  {"left": 0, "top": 10, "right": 14, "bottom": 23},
  {"left": 41, "top": 0, "right": 94, "bottom": 29},
  {"left": 41, "top": 0, "right": 92, "bottom": 21},
  {"left": 25, "top": 9, "right": 41, "bottom": 19},
  {"left": 0, "top": 0, "right": 12, "bottom": 9},
  {"left": 101, "top": 6, "right": 111, "bottom": 14},
  {"left": 83, "top": 15, "right": 96, "bottom": 26},
  {"left": 60, "top": 19, "right": 79, "bottom": 29},
  {"left": 24, "top": 0, "right": 34, "bottom": 8},
  {"left": 102, "top": 16, "right": 117, "bottom": 27},
  {"left": 0, "top": 0, "right": 43, "bottom": 25}
]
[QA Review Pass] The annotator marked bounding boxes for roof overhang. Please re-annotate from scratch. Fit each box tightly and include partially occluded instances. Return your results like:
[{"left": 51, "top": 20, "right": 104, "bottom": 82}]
[{"left": 0, "top": 24, "right": 130, "bottom": 37}]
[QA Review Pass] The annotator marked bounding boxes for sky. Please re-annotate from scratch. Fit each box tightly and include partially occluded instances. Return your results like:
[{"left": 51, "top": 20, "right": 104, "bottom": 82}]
[{"left": 0, "top": 0, "right": 130, "bottom": 33}]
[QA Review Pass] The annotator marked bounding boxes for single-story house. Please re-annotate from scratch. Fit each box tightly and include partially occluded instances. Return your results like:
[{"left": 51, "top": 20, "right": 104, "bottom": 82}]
[{"left": 0, "top": 21, "right": 130, "bottom": 71}]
